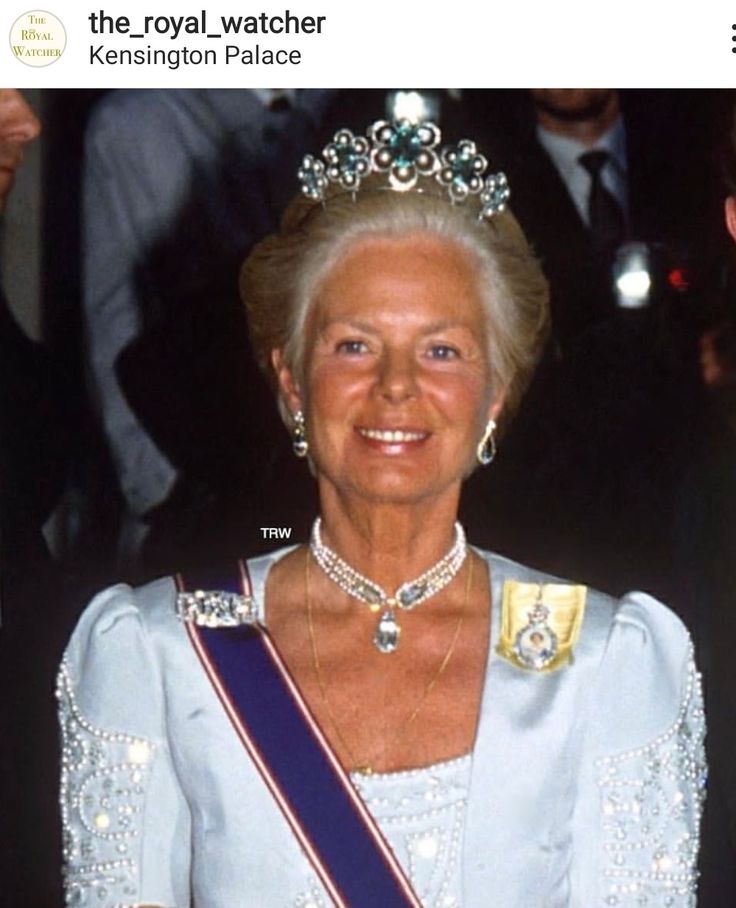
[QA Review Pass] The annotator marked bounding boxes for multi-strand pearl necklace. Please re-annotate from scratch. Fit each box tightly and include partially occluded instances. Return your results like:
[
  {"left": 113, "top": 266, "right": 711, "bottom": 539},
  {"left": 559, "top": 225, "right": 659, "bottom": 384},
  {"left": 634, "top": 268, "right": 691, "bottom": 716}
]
[{"left": 309, "top": 518, "right": 468, "bottom": 653}]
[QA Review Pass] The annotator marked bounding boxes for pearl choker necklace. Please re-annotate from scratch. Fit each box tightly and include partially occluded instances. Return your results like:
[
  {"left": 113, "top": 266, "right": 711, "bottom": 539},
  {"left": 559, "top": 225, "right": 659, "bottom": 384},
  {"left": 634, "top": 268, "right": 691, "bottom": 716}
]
[{"left": 309, "top": 518, "right": 468, "bottom": 654}]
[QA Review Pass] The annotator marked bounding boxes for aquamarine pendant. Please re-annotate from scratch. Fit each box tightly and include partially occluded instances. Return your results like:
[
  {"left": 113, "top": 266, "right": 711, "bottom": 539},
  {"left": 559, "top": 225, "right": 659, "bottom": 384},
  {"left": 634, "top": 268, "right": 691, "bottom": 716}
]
[{"left": 374, "top": 610, "right": 400, "bottom": 654}]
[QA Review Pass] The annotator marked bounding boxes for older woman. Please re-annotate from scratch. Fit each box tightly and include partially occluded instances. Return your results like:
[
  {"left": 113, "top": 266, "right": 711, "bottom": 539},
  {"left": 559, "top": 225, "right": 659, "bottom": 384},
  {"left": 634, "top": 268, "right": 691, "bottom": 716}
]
[{"left": 58, "top": 120, "right": 705, "bottom": 908}]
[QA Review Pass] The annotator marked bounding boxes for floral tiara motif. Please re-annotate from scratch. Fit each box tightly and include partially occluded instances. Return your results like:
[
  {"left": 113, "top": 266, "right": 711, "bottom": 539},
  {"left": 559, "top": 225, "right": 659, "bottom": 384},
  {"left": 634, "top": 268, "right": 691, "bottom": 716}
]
[{"left": 297, "top": 119, "right": 510, "bottom": 221}]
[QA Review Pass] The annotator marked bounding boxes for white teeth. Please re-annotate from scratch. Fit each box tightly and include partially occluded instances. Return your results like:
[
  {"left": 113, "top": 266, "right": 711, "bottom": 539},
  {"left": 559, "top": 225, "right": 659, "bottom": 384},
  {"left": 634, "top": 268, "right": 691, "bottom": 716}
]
[{"left": 359, "top": 428, "right": 427, "bottom": 443}]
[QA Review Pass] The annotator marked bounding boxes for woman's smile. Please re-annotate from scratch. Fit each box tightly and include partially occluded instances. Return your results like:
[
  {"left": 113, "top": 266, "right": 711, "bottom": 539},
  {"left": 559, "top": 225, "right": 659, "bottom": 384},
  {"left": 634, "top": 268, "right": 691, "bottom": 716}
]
[
  {"left": 355, "top": 426, "right": 430, "bottom": 444},
  {"left": 354, "top": 424, "right": 432, "bottom": 456}
]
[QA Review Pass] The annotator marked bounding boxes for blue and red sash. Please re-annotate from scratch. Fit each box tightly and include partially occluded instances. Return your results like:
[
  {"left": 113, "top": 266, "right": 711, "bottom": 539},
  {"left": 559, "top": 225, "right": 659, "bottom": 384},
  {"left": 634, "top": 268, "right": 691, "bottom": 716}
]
[{"left": 176, "top": 562, "right": 423, "bottom": 908}]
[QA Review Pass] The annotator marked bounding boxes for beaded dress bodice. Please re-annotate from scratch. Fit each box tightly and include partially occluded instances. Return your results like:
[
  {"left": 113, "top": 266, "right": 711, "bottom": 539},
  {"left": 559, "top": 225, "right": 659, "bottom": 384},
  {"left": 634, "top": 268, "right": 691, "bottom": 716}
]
[
  {"left": 352, "top": 756, "right": 470, "bottom": 908},
  {"left": 291, "top": 755, "right": 471, "bottom": 908}
]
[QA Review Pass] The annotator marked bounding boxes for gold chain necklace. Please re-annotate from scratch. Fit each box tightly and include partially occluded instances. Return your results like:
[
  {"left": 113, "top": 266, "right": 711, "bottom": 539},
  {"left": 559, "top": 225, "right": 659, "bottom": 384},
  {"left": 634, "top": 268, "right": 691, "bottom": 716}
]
[{"left": 305, "top": 549, "right": 473, "bottom": 775}]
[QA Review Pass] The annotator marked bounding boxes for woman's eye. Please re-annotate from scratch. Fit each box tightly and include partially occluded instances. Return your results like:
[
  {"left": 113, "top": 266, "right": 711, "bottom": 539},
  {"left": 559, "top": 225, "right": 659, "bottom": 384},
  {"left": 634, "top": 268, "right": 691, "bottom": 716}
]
[
  {"left": 427, "top": 343, "right": 460, "bottom": 360},
  {"left": 336, "top": 339, "right": 369, "bottom": 355}
]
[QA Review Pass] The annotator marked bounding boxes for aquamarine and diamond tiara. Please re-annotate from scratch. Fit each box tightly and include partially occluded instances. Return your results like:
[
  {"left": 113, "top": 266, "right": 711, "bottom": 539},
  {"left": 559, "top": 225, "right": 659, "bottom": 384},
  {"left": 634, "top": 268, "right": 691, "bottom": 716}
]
[{"left": 298, "top": 119, "right": 510, "bottom": 222}]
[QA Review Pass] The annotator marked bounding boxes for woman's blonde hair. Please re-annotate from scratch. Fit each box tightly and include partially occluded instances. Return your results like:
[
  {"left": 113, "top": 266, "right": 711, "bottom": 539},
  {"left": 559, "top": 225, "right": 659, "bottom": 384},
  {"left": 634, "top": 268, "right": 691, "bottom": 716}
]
[{"left": 241, "top": 175, "right": 549, "bottom": 428}]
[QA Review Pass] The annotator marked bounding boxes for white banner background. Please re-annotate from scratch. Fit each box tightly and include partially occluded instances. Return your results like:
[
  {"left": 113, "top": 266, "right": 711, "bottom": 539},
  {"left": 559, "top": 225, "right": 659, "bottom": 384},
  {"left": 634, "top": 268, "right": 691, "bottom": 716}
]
[{"left": 2, "top": 0, "right": 736, "bottom": 87}]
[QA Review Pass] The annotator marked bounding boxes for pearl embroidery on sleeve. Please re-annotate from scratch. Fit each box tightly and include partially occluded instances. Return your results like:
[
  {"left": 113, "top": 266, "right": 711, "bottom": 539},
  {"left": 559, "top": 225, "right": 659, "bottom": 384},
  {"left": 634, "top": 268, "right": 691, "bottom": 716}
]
[
  {"left": 57, "top": 659, "right": 156, "bottom": 907},
  {"left": 596, "top": 653, "right": 706, "bottom": 906}
]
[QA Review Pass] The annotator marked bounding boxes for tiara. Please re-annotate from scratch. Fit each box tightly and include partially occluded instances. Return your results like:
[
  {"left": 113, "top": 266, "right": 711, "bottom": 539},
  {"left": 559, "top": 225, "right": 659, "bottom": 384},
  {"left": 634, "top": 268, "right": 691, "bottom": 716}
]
[{"left": 297, "top": 119, "right": 510, "bottom": 222}]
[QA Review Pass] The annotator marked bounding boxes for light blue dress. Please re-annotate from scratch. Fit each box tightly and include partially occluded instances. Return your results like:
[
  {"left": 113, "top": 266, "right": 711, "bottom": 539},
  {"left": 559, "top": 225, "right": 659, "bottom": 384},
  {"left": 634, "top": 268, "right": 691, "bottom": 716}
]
[{"left": 58, "top": 548, "right": 705, "bottom": 907}]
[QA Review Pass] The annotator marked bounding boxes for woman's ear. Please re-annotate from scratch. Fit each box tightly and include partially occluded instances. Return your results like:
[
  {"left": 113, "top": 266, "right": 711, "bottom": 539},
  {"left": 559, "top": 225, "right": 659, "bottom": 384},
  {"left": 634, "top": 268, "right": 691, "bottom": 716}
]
[
  {"left": 487, "top": 388, "right": 507, "bottom": 425},
  {"left": 271, "top": 349, "right": 303, "bottom": 415}
]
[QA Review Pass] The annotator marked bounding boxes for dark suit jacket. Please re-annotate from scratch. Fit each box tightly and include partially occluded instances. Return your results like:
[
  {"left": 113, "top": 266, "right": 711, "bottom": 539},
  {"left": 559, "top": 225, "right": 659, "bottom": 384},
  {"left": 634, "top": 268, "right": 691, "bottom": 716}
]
[
  {"left": 0, "top": 288, "right": 69, "bottom": 905},
  {"left": 0, "top": 290, "right": 67, "bottom": 567}
]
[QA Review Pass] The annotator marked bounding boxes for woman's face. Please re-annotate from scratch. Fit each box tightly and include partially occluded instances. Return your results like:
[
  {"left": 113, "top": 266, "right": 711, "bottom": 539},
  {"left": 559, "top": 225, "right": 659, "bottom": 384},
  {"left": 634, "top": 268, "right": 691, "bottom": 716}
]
[{"left": 275, "top": 233, "right": 503, "bottom": 509}]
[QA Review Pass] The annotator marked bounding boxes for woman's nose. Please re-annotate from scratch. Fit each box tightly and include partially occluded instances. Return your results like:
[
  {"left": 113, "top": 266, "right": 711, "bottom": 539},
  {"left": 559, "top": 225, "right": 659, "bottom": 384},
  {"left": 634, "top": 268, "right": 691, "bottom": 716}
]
[
  {"left": 0, "top": 90, "right": 42, "bottom": 144},
  {"left": 376, "top": 349, "right": 418, "bottom": 402}
]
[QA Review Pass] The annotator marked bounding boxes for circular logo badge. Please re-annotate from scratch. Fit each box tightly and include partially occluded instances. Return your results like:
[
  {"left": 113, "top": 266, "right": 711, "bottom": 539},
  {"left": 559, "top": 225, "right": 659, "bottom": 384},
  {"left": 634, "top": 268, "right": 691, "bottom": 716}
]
[
  {"left": 10, "top": 10, "right": 66, "bottom": 67},
  {"left": 513, "top": 623, "right": 558, "bottom": 671}
]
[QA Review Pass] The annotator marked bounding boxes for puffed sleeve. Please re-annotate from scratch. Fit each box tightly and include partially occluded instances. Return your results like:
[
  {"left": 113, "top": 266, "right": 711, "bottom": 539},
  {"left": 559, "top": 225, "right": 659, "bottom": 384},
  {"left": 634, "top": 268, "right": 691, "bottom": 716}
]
[
  {"left": 583, "top": 591, "right": 706, "bottom": 907},
  {"left": 58, "top": 583, "right": 191, "bottom": 907}
]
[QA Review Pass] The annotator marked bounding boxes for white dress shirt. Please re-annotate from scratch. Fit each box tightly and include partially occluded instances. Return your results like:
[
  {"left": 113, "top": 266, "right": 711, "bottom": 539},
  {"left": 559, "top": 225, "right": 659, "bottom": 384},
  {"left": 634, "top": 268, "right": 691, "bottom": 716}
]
[{"left": 536, "top": 116, "right": 628, "bottom": 228}]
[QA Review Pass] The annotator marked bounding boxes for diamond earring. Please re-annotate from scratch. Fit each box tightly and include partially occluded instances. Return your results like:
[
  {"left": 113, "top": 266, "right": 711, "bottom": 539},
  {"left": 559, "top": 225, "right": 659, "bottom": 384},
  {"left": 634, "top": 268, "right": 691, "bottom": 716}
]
[
  {"left": 476, "top": 419, "right": 497, "bottom": 466},
  {"left": 292, "top": 410, "right": 309, "bottom": 458}
]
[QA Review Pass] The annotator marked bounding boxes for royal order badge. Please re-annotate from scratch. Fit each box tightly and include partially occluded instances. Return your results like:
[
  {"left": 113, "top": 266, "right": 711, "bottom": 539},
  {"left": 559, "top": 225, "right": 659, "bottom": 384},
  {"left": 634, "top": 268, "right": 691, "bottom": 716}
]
[{"left": 497, "top": 581, "right": 587, "bottom": 672}]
